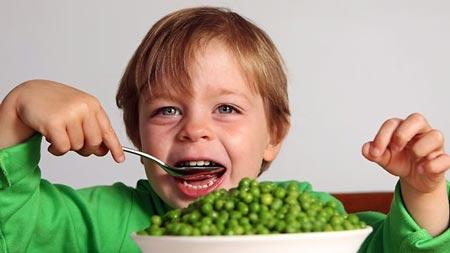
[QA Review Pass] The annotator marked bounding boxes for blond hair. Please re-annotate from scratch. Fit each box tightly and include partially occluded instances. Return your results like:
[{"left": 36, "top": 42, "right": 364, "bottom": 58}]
[{"left": 116, "top": 7, "right": 290, "bottom": 171}]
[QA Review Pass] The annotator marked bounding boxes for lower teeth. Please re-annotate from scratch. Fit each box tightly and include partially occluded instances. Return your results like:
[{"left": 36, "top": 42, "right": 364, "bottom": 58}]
[{"left": 183, "top": 177, "right": 217, "bottom": 189}]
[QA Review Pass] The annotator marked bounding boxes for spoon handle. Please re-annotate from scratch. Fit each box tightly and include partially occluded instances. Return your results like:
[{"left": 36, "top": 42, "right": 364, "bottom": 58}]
[{"left": 122, "top": 147, "right": 168, "bottom": 167}]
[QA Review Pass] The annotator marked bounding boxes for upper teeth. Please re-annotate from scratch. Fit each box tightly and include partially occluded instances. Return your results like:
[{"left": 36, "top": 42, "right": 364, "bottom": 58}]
[{"left": 181, "top": 160, "right": 215, "bottom": 167}]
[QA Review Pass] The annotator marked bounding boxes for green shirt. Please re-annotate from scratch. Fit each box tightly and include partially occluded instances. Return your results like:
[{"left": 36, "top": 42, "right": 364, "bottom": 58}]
[{"left": 0, "top": 134, "right": 449, "bottom": 253}]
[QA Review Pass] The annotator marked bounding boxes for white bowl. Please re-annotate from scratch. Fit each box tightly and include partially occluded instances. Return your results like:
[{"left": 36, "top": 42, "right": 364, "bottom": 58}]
[{"left": 132, "top": 226, "right": 372, "bottom": 253}]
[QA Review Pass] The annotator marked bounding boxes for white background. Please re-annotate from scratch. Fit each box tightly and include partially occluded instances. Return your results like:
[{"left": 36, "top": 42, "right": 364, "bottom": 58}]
[{"left": 1, "top": 0, "right": 449, "bottom": 193}]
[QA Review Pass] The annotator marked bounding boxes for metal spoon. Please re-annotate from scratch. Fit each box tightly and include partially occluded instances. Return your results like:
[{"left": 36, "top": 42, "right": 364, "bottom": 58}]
[{"left": 122, "top": 147, "right": 225, "bottom": 177}]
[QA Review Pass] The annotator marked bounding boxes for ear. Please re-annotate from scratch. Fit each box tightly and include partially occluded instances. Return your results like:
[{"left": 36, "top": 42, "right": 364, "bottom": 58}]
[
  {"left": 263, "top": 121, "right": 290, "bottom": 162},
  {"left": 263, "top": 141, "right": 283, "bottom": 162}
]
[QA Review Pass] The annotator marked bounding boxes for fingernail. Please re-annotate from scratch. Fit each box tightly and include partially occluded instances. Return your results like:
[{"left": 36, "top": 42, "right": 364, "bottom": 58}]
[{"left": 118, "top": 155, "right": 125, "bottom": 163}]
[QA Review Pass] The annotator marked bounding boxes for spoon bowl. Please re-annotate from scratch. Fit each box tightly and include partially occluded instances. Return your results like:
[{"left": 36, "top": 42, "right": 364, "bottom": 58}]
[{"left": 122, "top": 147, "right": 225, "bottom": 177}]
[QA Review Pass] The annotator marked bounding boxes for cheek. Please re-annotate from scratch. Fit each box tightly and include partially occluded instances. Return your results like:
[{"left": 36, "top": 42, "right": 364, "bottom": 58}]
[
  {"left": 222, "top": 123, "right": 270, "bottom": 183},
  {"left": 140, "top": 124, "right": 169, "bottom": 156},
  {"left": 224, "top": 118, "right": 270, "bottom": 157}
]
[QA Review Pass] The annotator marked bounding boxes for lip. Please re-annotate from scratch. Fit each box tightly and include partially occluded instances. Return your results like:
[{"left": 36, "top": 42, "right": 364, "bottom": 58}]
[{"left": 174, "top": 171, "right": 226, "bottom": 198}]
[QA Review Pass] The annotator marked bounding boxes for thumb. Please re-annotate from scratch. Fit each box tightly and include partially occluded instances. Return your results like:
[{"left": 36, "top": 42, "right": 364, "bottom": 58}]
[{"left": 361, "top": 141, "right": 392, "bottom": 168}]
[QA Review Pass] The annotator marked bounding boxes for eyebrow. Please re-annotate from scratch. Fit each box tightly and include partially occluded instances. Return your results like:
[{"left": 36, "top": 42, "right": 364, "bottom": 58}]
[
  {"left": 213, "top": 87, "right": 252, "bottom": 102},
  {"left": 142, "top": 86, "right": 253, "bottom": 104}
]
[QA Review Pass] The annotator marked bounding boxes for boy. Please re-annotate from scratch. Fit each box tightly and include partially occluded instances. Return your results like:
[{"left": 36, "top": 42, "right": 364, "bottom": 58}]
[{"left": 0, "top": 7, "right": 449, "bottom": 253}]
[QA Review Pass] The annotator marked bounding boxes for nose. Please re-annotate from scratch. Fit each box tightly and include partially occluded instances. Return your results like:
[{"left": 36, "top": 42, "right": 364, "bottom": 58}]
[{"left": 176, "top": 114, "right": 213, "bottom": 142}]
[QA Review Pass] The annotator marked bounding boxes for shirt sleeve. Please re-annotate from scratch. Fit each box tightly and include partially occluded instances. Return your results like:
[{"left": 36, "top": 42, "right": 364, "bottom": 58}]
[
  {"left": 0, "top": 134, "right": 86, "bottom": 252},
  {"left": 0, "top": 134, "right": 41, "bottom": 190},
  {"left": 357, "top": 181, "right": 450, "bottom": 253},
  {"left": 0, "top": 134, "right": 141, "bottom": 253}
]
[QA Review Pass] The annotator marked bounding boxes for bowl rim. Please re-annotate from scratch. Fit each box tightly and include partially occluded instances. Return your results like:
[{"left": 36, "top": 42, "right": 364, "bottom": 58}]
[{"left": 132, "top": 226, "right": 373, "bottom": 242}]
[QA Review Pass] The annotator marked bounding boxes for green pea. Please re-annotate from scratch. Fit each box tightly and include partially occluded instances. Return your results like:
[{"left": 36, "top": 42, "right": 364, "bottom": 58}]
[
  {"left": 241, "top": 192, "right": 254, "bottom": 204},
  {"left": 149, "top": 226, "right": 164, "bottom": 236},
  {"left": 326, "top": 200, "right": 338, "bottom": 209},
  {"left": 214, "top": 199, "right": 225, "bottom": 210},
  {"left": 201, "top": 216, "right": 212, "bottom": 225},
  {"left": 301, "top": 221, "right": 313, "bottom": 232},
  {"left": 275, "top": 220, "right": 286, "bottom": 232},
  {"left": 273, "top": 187, "right": 286, "bottom": 199},
  {"left": 287, "top": 182, "right": 298, "bottom": 192},
  {"left": 179, "top": 224, "right": 192, "bottom": 236},
  {"left": 151, "top": 215, "right": 162, "bottom": 226},
  {"left": 200, "top": 223, "right": 210, "bottom": 234},
  {"left": 259, "top": 182, "right": 274, "bottom": 193},
  {"left": 192, "top": 228, "right": 201, "bottom": 236},
  {"left": 224, "top": 200, "right": 235, "bottom": 211},
  {"left": 249, "top": 212, "right": 259, "bottom": 224},
  {"left": 166, "top": 209, "right": 181, "bottom": 221},
  {"left": 233, "top": 225, "right": 245, "bottom": 235},
  {"left": 271, "top": 198, "right": 283, "bottom": 211},
  {"left": 209, "top": 225, "right": 220, "bottom": 235},
  {"left": 218, "top": 210, "right": 230, "bottom": 222},
  {"left": 347, "top": 214, "right": 359, "bottom": 225},
  {"left": 249, "top": 202, "right": 261, "bottom": 213},
  {"left": 139, "top": 178, "right": 366, "bottom": 236},
  {"left": 249, "top": 186, "right": 261, "bottom": 198},
  {"left": 331, "top": 215, "right": 344, "bottom": 226},
  {"left": 261, "top": 193, "right": 273, "bottom": 205},
  {"left": 237, "top": 202, "right": 249, "bottom": 215},
  {"left": 343, "top": 220, "right": 354, "bottom": 230},
  {"left": 201, "top": 203, "right": 213, "bottom": 215},
  {"left": 255, "top": 224, "right": 270, "bottom": 234},
  {"left": 239, "top": 177, "right": 252, "bottom": 189}
]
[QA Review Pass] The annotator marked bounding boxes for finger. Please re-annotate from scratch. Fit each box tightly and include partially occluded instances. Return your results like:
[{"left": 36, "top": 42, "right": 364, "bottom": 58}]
[
  {"left": 66, "top": 120, "right": 84, "bottom": 151},
  {"left": 390, "top": 113, "right": 431, "bottom": 152},
  {"left": 370, "top": 118, "right": 401, "bottom": 157},
  {"left": 77, "top": 113, "right": 103, "bottom": 156},
  {"left": 418, "top": 153, "right": 450, "bottom": 175},
  {"left": 411, "top": 129, "right": 445, "bottom": 158},
  {"left": 426, "top": 150, "right": 444, "bottom": 161},
  {"left": 361, "top": 141, "right": 392, "bottom": 168},
  {"left": 46, "top": 127, "right": 71, "bottom": 156},
  {"left": 96, "top": 108, "right": 124, "bottom": 163}
]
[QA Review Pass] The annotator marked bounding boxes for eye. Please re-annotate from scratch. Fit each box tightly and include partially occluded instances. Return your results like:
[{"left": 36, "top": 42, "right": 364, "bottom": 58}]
[
  {"left": 153, "top": 106, "right": 181, "bottom": 116},
  {"left": 216, "top": 104, "right": 240, "bottom": 114}
]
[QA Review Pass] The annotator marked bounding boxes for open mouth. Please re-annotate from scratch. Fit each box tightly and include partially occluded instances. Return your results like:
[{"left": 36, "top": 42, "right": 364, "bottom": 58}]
[{"left": 173, "top": 160, "right": 227, "bottom": 198}]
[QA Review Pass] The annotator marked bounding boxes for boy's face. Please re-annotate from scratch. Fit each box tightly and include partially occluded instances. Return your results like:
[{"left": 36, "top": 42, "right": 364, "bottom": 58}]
[{"left": 138, "top": 40, "right": 281, "bottom": 208}]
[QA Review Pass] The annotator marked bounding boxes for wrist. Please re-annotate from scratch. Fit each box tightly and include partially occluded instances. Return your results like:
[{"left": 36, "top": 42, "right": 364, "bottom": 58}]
[
  {"left": 0, "top": 81, "right": 36, "bottom": 149},
  {"left": 400, "top": 179, "right": 449, "bottom": 236}
]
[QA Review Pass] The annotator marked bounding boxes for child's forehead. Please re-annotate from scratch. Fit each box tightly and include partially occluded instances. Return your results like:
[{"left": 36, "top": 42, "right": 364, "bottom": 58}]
[
  {"left": 139, "top": 83, "right": 192, "bottom": 102},
  {"left": 139, "top": 79, "right": 257, "bottom": 103},
  {"left": 139, "top": 52, "right": 260, "bottom": 102}
]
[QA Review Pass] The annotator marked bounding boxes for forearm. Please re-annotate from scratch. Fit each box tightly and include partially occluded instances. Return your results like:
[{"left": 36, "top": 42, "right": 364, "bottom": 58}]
[
  {"left": 401, "top": 179, "right": 449, "bottom": 236},
  {"left": 0, "top": 81, "right": 36, "bottom": 149}
]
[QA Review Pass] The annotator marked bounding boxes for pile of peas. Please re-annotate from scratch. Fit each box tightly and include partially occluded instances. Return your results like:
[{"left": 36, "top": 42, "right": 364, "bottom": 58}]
[{"left": 139, "top": 178, "right": 366, "bottom": 236}]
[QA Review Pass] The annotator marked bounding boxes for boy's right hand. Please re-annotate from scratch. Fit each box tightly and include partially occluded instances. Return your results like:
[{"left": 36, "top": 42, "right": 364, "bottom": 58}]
[{"left": 0, "top": 80, "right": 124, "bottom": 163}]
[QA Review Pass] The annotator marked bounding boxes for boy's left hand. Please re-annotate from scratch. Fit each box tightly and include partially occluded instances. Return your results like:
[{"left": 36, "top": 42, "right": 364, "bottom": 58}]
[{"left": 362, "top": 113, "right": 450, "bottom": 193}]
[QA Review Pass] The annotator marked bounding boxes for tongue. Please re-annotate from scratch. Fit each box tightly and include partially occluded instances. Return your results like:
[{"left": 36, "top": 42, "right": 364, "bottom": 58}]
[
  {"left": 178, "top": 167, "right": 226, "bottom": 179},
  {"left": 180, "top": 172, "right": 218, "bottom": 181}
]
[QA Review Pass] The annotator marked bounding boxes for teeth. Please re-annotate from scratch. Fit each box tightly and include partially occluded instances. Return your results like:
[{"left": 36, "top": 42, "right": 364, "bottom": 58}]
[
  {"left": 183, "top": 177, "right": 218, "bottom": 189},
  {"left": 181, "top": 160, "right": 217, "bottom": 167}
]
